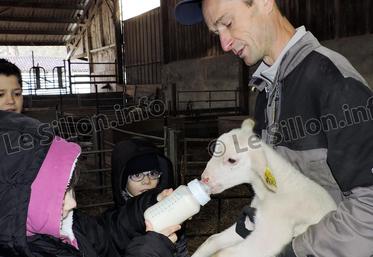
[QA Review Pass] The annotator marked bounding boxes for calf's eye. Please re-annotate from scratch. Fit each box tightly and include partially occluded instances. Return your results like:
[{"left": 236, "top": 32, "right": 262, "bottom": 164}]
[{"left": 228, "top": 158, "right": 236, "bottom": 164}]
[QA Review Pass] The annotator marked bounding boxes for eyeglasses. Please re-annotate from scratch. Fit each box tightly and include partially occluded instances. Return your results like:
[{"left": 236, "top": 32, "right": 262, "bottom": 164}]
[{"left": 128, "top": 170, "right": 162, "bottom": 182}]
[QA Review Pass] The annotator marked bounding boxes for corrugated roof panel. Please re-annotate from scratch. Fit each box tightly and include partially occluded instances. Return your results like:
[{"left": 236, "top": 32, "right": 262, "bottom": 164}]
[
  {"left": 2, "top": 8, "right": 80, "bottom": 21},
  {"left": 0, "top": 34, "right": 65, "bottom": 45},
  {"left": 0, "top": 0, "right": 87, "bottom": 45},
  {"left": 1, "top": 22, "right": 70, "bottom": 31},
  {"left": 3, "top": 9, "right": 69, "bottom": 20}
]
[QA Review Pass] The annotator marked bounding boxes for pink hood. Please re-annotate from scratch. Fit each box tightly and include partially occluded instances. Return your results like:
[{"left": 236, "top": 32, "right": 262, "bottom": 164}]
[{"left": 26, "top": 137, "right": 81, "bottom": 246}]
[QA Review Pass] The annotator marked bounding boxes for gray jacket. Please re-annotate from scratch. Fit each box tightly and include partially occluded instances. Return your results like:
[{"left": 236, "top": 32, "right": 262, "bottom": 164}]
[{"left": 252, "top": 31, "right": 373, "bottom": 256}]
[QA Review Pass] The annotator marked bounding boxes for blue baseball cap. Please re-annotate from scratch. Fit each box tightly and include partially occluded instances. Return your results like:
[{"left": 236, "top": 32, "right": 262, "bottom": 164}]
[{"left": 175, "top": 0, "right": 203, "bottom": 25}]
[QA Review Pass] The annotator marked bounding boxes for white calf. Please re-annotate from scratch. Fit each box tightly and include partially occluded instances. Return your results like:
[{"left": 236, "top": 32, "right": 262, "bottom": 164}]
[{"left": 193, "top": 119, "right": 337, "bottom": 257}]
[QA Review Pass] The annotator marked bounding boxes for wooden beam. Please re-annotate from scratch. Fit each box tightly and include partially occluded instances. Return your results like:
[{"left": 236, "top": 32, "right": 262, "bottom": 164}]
[
  {"left": 70, "top": 52, "right": 88, "bottom": 60},
  {"left": 0, "top": 1, "right": 84, "bottom": 10},
  {"left": 90, "top": 43, "right": 116, "bottom": 53},
  {"left": 0, "top": 16, "right": 77, "bottom": 24},
  {"left": 0, "top": 40, "right": 65, "bottom": 46},
  {"left": 66, "top": 0, "right": 96, "bottom": 58},
  {"left": 86, "top": 22, "right": 93, "bottom": 70},
  {"left": 66, "top": 0, "right": 102, "bottom": 59},
  {"left": 0, "top": 7, "right": 11, "bottom": 14},
  {"left": 99, "top": 2, "right": 106, "bottom": 47},
  {"left": 104, "top": 0, "right": 114, "bottom": 15},
  {"left": 0, "top": 29, "right": 72, "bottom": 35}
]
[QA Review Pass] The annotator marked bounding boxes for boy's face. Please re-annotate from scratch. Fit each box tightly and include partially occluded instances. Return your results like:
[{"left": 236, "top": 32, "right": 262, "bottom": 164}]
[
  {"left": 0, "top": 74, "right": 23, "bottom": 113},
  {"left": 62, "top": 189, "right": 77, "bottom": 219},
  {"left": 127, "top": 172, "right": 160, "bottom": 196}
]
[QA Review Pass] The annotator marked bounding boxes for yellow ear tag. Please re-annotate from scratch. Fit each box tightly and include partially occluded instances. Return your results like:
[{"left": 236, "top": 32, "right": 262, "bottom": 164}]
[{"left": 264, "top": 166, "right": 277, "bottom": 188}]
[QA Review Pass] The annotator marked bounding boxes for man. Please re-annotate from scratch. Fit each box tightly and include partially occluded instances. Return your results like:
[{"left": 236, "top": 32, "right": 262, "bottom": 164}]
[{"left": 175, "top": 0, "right": 373, "bottom": 256}]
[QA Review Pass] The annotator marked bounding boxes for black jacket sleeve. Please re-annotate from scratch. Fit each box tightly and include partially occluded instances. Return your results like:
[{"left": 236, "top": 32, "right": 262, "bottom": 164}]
[
  {"left": 125, "top": 232, "right": 176, "bottom": 257},
  {"left": 102, "top": 188, "right": 161, "bottom": 237},
  {"left": 320, "top": 77, "right": 373, "bottom": 191},
  {"left": 277, "top": 242, "right": 297, "bottom": 257},
  {"left": 73, "top": 188, "right": 161, "bottom": 257},
  {"left": 292, "top": 70, "right": 373, "bottom": 256},
  {"left": 175, "top": 226, "right": 190, "bottom": 257}
]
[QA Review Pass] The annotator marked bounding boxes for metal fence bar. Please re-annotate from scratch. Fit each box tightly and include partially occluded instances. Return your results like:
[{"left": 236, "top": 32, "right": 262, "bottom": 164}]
[
  {"left": 81, "top": 168, "right": 111, "bottom": 174},
  {"left": 71, "top": 74, "right": 116, "bottom": 78},
  {"left": 79, "top": 201, "right": 114, "bottom": 209},
  {"left": 183, "top": 138, "right": 214, "bottom": 142},
  {"left": 75, "top": 185, "right": 112, "bottom": 191},
  {"left": 69, "top": 62, "right": 117, "bottom": 65},
  {"left": 71, "top": 81, "right": 117, "bottom": 85},
  {"left": 81, "top": 149, "right": 113, "bottom": 155},
  {"left": 111, "top": 127, "right": 164, "bottom": 141},
  {"left": 179, "top": 99, "right": 237, "bottom": 103},
  {"left": 186, "top": 161, "right": 207, "bottom": 165},
  {"left": 104, "top": 140, "right": 115, "bottom": 147},
  {"left": 178, "top": 89, "right": 239, "bottom": 93},
  {"left": 176, "top": 89, "right": 240, "bottom": 114}
]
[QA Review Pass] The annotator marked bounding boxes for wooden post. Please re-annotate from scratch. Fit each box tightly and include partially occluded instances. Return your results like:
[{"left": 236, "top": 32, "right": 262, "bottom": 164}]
[
  {"left": 114, "top": 0, "right": 124, "bottom": 84},
  {"left": 160, "top": 0, "right": 170, "bottom": 65},
  {"left": 167, "top": 128, "right": 181, "bottom": 187},
  {"left": 85, "top": 28, "right": 94, "bottom": 92}
]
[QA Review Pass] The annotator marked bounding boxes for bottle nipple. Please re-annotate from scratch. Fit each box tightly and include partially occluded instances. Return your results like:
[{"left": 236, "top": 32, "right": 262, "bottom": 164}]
[{"left": 187, "top": 179, "right": 211, "bottom": 206}]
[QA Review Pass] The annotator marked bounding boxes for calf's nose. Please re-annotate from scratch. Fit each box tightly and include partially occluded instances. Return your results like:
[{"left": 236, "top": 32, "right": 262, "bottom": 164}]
[{"left": 201, "top": 177, "right": 209, "bottom": 184}]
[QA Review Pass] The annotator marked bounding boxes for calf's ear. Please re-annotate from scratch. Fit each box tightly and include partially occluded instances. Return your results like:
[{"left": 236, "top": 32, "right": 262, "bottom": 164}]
[
  {"left": 249, "top": 144, "right": 278, "bottom": 192},
  {"left": 241, "top": 119, "right": 255, "bottom": 131}
]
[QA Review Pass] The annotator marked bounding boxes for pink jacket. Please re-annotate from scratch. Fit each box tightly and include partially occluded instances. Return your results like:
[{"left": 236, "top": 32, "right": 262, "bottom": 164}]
[{"left": 26, "top": 136, "right": 81, "bottom": 248}]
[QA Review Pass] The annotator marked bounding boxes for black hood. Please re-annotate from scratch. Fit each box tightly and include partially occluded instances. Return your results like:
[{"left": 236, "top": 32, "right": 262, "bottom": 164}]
[
  {"left": 111, "top": 139, "right": 174, "bottom": 207},
  {"left": 0, "top": 111, "right": 53, "bottom": 256}
]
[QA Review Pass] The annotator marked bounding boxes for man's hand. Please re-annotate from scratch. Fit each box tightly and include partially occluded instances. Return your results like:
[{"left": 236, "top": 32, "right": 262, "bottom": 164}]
[
  {"left": 145, "top": 220, "right": 181, "bottom": 243},
  {"left": 157, "top": 188, "right": 173, "bottom": 201}
]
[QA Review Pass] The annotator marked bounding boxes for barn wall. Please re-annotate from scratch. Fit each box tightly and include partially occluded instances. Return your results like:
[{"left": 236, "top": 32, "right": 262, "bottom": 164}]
[
  {"left": 123, "top": 8, "right": 162, "bottom": 85},
  {"left": 69, "top": 0, "right": 120, "bottom": 93},
  {"left": 162, "top": 54, "right": 241, "bottom": 111}
]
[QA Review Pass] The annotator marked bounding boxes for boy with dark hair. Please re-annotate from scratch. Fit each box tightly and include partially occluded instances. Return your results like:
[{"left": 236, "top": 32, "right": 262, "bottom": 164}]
[{"left": 0, "top": 58, "right": 23, "bottom": 113}]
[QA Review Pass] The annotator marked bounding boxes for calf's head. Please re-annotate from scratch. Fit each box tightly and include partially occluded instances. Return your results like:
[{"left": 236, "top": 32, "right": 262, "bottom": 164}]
[{"left": 201, "top": 119, "right": 277, "bottom": 194}]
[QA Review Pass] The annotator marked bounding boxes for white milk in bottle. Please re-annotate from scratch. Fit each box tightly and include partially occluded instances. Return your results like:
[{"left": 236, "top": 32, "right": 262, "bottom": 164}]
[{"left": 144, "top": 179, "right": 210, "bottom": 232}]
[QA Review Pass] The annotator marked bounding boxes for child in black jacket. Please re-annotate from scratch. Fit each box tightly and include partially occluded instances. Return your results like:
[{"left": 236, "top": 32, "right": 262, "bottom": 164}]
[
  {"left": 111, "top": 138, "right": 190, "bottom": 257},
  {"left": 0, "top": 111, "right": 180, "bottom": 257}
]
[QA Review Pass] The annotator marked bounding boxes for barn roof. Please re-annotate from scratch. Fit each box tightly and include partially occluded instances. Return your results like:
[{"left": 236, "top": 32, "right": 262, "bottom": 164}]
[{"left": 0, "top": 0, "right": 93, "bottom": 46}]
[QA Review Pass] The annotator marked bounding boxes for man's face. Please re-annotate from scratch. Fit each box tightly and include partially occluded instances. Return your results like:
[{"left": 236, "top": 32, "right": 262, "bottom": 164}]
[
  {"left": 202, "top": 0, "right": 270, "bottom": 66},
  {"left": 0, "top": 75, "right": 23, "bottom": 113}
]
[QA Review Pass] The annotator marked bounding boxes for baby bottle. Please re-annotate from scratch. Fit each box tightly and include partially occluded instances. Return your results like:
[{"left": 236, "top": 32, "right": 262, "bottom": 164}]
[{"left": 144, "top": 179, "right": 211, "bottom": 232}]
